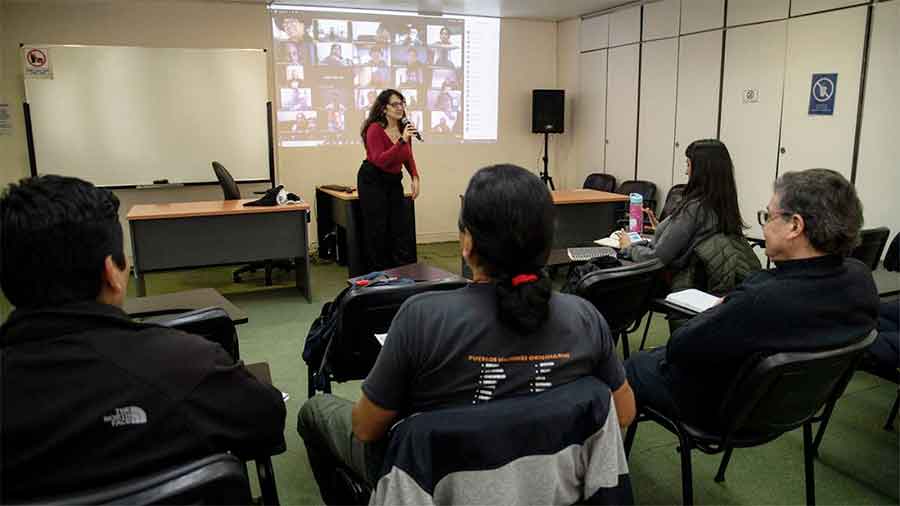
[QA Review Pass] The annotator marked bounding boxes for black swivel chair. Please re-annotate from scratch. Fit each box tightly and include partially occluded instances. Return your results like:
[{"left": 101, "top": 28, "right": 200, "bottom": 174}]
[
  {"left": 309, "top": 277, "right": 470, "bottom": 398},
  {"left": 583, "top": 173, "right": 617, "bottom": 192},
  {"left": 211, "top": 161, "right": 294, "bottom": 286},
  {"left": 624, "top": 330, "right": 878, "bottom": 506},
  {"left": 850, "top": 227, "right": 891, "bottom": 271},
  {"left": 24, "top": 453, "right": 251, "bottom": 505},
  {"left": 574, "top": 260, "right": 663, "bottom": 359}
]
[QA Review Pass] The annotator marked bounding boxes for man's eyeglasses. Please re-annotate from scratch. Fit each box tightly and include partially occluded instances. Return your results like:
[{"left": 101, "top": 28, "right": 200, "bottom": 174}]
[{"left": 757, "top": 209, "right": 792, "bottom": 227}]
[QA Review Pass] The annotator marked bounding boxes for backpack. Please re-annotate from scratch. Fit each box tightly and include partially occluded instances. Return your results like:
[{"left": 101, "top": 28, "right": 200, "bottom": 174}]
[{"left": 302, "top": 286, "right": 352, "bottom": 386}]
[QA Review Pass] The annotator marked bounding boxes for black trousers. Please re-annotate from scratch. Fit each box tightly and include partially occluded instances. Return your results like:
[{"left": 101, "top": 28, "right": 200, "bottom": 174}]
[{"left": 357, "top": 161, "right": 410, "bottom": 272}]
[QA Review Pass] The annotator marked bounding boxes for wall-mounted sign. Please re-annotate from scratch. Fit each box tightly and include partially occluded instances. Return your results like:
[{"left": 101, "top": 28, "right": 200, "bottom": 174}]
[
  {"left": 742, "top": 88, "right": 760, "bottom": 103},
  {"left": 809, "top": 73, "right": 837, "bottom": 115},
  {"left": 23, "top": 47, "right": 53, "bottom": 79}
]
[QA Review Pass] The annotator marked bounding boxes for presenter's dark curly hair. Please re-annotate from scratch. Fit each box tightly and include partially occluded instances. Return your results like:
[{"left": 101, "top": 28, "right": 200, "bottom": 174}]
[{"left": 360, "top": 88, "right": 404, "bottom": 148}]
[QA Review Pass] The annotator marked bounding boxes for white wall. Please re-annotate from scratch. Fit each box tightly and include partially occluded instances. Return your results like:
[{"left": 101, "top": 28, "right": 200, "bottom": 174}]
[
  {"left": 855, "top": 0, "right": 900, "bottom": 241},
  {"left": 1, "top": 0, "right": 560, "bottom": 257},
  {"left": 565, "top": 0, "right": 892, "bottom": 245}
]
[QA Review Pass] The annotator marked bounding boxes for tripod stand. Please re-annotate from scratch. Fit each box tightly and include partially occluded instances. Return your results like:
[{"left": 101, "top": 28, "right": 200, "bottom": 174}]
[{"left": 540, "top": 132, "right": 555, "bottom": 190}]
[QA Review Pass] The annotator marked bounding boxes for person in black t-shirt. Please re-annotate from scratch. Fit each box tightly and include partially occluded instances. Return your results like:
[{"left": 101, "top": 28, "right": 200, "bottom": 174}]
[
  {"left": 298, "top": 164, "right": 636, "bottom": 504},
  {"left": 0, "top": 176, "right": 286, "bottom": 502}
]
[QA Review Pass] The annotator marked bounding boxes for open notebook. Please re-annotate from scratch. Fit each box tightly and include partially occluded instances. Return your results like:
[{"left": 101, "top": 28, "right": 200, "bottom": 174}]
[
  {"left": 595, "top": 231, "right": 649, "bottom": 249},
  {"left": 664, "top": 289, "right": 722, "bottom": 313}
]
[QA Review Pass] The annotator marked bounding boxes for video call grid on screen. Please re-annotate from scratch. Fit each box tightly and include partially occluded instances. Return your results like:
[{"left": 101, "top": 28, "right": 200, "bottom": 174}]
[{"left": 271, "top": 7, "right": 498, "bottom": 147}]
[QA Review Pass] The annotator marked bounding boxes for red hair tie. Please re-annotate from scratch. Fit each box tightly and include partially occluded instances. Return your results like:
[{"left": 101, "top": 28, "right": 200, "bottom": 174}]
[{"left": 511, "top": 274, "right": 538, "bottom": 287}]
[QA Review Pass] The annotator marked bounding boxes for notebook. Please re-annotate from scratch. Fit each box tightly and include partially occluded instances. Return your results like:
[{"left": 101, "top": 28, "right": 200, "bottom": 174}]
[
  {"left": 594, "top": 231, "right": 648, "bottom": 249},
  {"left": 664, "top": 289, "right": 722, "bottom": 313}
]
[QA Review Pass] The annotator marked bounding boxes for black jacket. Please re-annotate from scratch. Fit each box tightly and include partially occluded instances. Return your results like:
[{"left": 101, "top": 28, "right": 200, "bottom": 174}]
[
  {"left": 664, "top": 255, "right": 879, "bottom": 427},
  {"left": 0, "top": 301, "right": 286, "bottom": 502}
]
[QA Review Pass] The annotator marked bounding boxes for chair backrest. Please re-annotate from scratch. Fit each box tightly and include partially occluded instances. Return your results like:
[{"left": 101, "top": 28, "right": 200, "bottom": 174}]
[
  {"left": 884, "top": 233, "right": 899, "bottom": 272},
  {"left": 27, "top": 453, "right": 251, "bottom": 506},
  {"left": 212, "top": 161, "right": 241, "bottom": 200},
  {"left": 616, "top": 180, "right": 658, "bottom": 212},
  {"left": 575, "top": 260, "right": 663, "bottom": 335},
  {"left": 658, "top": 184, "right": 687, "bottom": 221},
  {"left": 719, "top": 330, "right": 878, "bottom": 438},
  {"left": 851, "top": 227, "right": 890, "bottom": 271},
  {"left": 147, "top": 307, "right": 240, "bottom": 361},
  {"left": 327, "top": 278, "right": 470, "bottom": 382},
  {"left": 372, "top": 376, "right": 633, "bottom": 506},
  {"left": 583, "top": 173, "right": 617, "bottom": 192}
]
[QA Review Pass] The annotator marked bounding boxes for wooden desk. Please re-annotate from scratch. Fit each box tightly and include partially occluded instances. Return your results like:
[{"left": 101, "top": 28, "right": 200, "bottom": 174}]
[
  {"left": 123, "top": 288, "right": 248, "bottom": 324},
  {"left": 316, "top": 186, "right": 416, "bottom": 278},
  {"left": 551, "top": 189, "right": 628, "bottom": 249},
  {"left": 128, "top": 199, "right": 311, "bottom": 301}
]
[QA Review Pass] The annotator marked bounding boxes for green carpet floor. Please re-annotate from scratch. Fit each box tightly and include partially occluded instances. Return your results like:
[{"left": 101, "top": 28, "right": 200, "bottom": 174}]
[{"left": 114, "top": 242, "right": 899, "bottom": 504}]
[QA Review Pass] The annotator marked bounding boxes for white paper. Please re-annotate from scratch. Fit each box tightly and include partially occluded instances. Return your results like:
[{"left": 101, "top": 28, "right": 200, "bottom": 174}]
[
  {"left": 665, "top": 289, "right": 722, "bottom": 313},
  {"left": 375, "top": 333, "right": 388, "bottom": 346}
]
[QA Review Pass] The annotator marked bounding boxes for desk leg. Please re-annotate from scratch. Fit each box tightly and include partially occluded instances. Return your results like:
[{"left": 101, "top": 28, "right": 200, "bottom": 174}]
[
  {"left": 136, "top": 272, "right": 147, "bottom": 297},
  {"left": 256, "top": 456, "right": 281, "bottom": 505},
  {"left": 295, "top": 256, "right": 311, "bottom": 302}
]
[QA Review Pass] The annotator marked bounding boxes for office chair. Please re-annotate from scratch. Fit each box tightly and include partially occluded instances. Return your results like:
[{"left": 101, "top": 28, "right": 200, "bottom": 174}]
[
  {"left": 582, "top": 173, "right": 617, "bottom": 192},
  {"left": 616, "top": 180, "right": 658, "bottom": 232},
  {"left": 369, "top": 377, "right": 633, "bottom": 506},
  {"left": 24, "top": 453, "right": 252, "bottom": 505},
  {"left": 616, "top": 180, "right": 658, "bottom": 213},
  {"left": 574, "top": 259, "right": 663, "bottom": 359},
  {"left": 658, "top": 184, "right": 687, "bottom": 222},
  {"left": 146, "top": 306, "right": 240, "bottom": 361},
  {"left": 850, "top": 227, "right": 890, "bottom": 271},
  {"left": 624, "top": 330, "right": 877, "bottom": 506},
  {"left": 308, "top": 277, "right": 469, "bottom": 398},
  {"left": 884, "top": 233, "right": 899, "bottom": 271},
  {"left": 212, "top": 161, "right": 294, "bottom": 285}
]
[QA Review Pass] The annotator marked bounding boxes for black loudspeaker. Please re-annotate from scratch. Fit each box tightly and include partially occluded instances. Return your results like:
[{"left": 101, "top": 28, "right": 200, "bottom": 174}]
[{"left": 532, "top": 89, "right": 565, "bottom": 134}]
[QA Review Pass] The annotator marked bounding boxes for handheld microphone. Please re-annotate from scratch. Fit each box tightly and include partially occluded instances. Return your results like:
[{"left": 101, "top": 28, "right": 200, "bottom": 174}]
[{"left": 400, "top": 116, "right": 423, "bottom": 142}]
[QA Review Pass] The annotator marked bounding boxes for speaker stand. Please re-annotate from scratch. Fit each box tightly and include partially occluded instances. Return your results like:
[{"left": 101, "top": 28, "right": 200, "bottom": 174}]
[{"left": 540, "top": 132, "right": 555, "bottom": 190}]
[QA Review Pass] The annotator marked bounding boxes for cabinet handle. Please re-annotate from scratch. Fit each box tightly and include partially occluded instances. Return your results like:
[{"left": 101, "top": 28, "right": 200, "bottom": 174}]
[
  {"left": 780, "top": 147, "right": 786, "bottom": 154},
  {"left": 674, "top": 141, "right": 680, "bottom": 148}
]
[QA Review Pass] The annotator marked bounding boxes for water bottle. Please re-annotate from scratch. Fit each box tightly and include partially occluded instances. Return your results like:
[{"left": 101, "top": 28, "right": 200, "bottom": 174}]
[{"left": 629, "top": 193, "right": 643, "bottom": 233}]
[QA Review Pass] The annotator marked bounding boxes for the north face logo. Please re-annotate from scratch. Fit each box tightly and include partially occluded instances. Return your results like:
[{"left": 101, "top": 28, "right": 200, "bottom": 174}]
[{"left": 103, "top": 406, "right": 148, "bottom": 427}]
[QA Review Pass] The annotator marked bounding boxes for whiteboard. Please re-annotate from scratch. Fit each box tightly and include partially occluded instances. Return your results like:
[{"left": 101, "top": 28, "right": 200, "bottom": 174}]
[{"left": 24, "top": 45, "right": 270, "bottom": 187}]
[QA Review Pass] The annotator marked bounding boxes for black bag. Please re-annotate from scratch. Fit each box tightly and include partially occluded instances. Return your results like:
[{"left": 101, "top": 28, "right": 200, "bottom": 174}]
[
  {"left": 302, "top": 286, "right": 352, "bottom": 379},
  {"left": 561, "top": 256, "right": 623, "bottom": 294}
]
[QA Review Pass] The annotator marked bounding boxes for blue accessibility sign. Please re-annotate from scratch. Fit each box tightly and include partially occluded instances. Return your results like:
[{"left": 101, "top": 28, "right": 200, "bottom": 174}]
[{"left": 808, "top": 73, "right": 838, "bottom": 115}]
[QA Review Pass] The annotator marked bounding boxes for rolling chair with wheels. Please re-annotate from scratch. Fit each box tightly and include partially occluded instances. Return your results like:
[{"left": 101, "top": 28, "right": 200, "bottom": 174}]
[
  {"left": 624, "top": 330, "right": 877, "bottom": 506},
  {"left": 212, "top": 161, "right": 293, "bottom": 285}
]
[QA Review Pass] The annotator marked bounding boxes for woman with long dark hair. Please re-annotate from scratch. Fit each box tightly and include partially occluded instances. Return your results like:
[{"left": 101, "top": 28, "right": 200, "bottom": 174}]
[
  {"left": 619, "top": 139, "right": 745, "bottom": 268},
  {"left": 358, "top": 88, "right": 420, "bottom": 271},
  {"left": 298, "top": 165, "right": 635, "bottom": 503}
]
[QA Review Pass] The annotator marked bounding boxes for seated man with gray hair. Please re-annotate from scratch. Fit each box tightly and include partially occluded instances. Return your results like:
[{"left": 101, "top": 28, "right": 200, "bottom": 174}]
[{"left": 625, "top": 168, "right": 879, "bottom": 428}]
